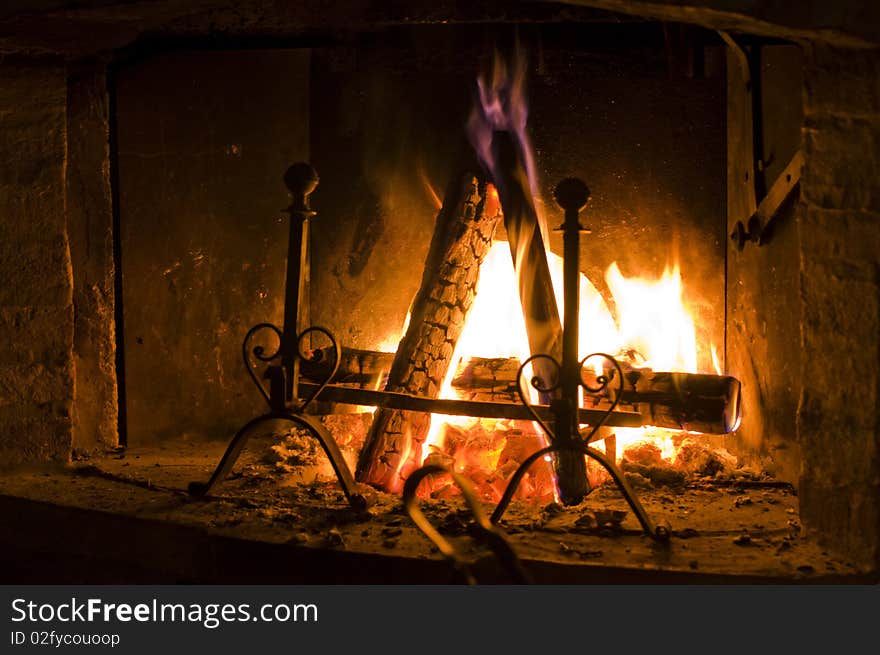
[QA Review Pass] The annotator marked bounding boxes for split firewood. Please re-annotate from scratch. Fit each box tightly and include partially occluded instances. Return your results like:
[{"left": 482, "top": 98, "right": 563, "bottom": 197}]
[
  {"left": 450, "top": 356, "right": 521, "bottom": 402},
  {"left": 355, "top": 174, "right": 503, "bottom": 492}
]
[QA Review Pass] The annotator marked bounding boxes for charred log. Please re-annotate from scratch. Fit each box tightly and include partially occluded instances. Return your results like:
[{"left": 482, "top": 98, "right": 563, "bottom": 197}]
[
  {"left": 585, "top": 368, "right": 743, "bottom": 435},
  {"left": 453, "top": 357, "right": 742, "bottom": 435},
  {"left": 619, "top": 371, "right": 742, "bottom": 435},
  {"left": 355, "top": 174, "right": 502, "bottom": 492}
]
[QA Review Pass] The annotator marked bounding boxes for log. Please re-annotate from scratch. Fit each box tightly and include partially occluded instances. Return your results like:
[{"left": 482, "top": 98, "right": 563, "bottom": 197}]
[
  {"left": 300, "top": 346, "right": 394, "bottom": 388},
  {"left": 355, "top": 174, "right": 503, "bottom": 492},
  {"left": 450, "top": 356, "right": 520, "bottom": 402},
  {"left": 486, "top": 131, "right": 587, "bottom": 504},
  {"left": 619, "top": 371, "right": 742, "bottom": 435},
  {"left": 452, "top": 357, "right": 742, "bottom": 435},
  {"left": 302, "top": 350, "right": 742, "bottom": 435}
]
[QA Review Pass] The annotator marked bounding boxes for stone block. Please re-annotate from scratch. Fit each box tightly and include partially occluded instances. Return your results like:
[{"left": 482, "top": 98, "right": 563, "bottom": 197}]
[
  {"left": 804, "top": 44, "right": 880, "bottom": 118},
  {"left": 0, "top": 235, "right": 73, "bottom": 307},
  {"left": 0, "top": 306, "right": 73, "bottom": 367},
  {"left": 0, "top": 59, "right": 73, "bottom": 464},
  {"left": 0, "top": 414, "right": 72, "bottom": 468},
  {"left": 802, "top": 114, "right": 880, "bottom": 212},
  {"left": 0, "top": 361, "right": 74, "bottom": 409},
  {"left": 800, "top": 205, "right": 880, "bottom": 263},
  {"left": 67, "top": 64, "right": 118, "bottom": 451}
]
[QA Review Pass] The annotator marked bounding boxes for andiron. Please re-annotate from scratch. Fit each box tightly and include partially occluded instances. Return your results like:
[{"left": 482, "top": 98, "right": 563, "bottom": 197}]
[{"left": 188, "top": 163, "right": 372, "bottom": 511}]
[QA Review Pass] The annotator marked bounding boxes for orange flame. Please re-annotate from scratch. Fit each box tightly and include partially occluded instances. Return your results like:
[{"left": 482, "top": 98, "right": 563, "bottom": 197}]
[
  {"left": 411, "top": 46, "right": 722, "bottom": 499},
  {"left": 422, "top": 242, "right": 721, "bottom": 472}
]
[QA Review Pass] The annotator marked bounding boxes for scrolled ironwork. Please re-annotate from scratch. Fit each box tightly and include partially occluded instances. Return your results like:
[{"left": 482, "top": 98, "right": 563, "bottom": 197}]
[
  {"left": 522, "top": 353, "right": 562, "bottom": 395},
  {"left": 293, "top": 325, "right": 341, "bottom": 414},
  {"left": 514, "top": 354, "right": 560, "bottom": 441},
  {"left": 242, "top": 322, "right": 283, "bottom": 406},
  {"left": 577, "top": 352, "right": 625, "bottom": 444},
  {"left": 500, "top": 350, "right": 668, "bottom": 541},
  {"left": 489, "top": 441, "right": 668, "bottom": 541},
  {"left": 188, "top": 410, "right": 371, "bottom": 512}
]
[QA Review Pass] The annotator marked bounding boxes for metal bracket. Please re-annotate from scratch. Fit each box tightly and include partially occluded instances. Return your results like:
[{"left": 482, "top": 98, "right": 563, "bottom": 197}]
[
  {"left": 730, "top": 150, "right": 803, "bottom": 250},
  {"left": 188, "top": 410, "right": 372, "bottom": 511}
]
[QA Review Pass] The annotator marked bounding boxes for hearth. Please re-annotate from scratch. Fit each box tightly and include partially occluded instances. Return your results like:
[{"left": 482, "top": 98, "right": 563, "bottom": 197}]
[{"left": 0, "top": 1, "right": 878, "bottom": 583}]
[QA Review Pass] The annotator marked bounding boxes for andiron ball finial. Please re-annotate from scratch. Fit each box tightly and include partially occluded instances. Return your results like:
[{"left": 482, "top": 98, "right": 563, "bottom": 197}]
[
  {"left": 283, "top": 162, "right": 319, "bottom": 213},
  {"left": 553, "top": 177, "right": 591, "bottom": 213}
]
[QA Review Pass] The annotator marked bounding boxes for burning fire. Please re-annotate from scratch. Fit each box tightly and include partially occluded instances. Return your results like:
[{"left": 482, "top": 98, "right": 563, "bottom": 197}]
[
  {"left": 369, "top": 47, "right": 728, "bottom": 502},
  {"left": 412, "top": 47, "right": 725, "bottom": 500},
  {"left": 422, "top": 242, "right": 720, "bottom": 483}
]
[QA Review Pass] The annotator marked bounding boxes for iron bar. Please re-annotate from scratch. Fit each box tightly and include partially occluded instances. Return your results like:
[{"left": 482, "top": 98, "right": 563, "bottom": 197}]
[
  {"left": 403, "top": 463, "right": 531, "bottom": 584},
  {"left": 295, "top": 380, "right": 643, "bottom": 428},
  {"left": 280, "top": 163, "right": 318, "bottom": 402},
  {"left": 190, "top": 164, "right": 368, "bottom": 511}
]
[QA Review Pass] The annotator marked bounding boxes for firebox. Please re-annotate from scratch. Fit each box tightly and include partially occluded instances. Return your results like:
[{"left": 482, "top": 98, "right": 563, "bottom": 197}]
[{"left": 0, "top": 1, "right": 877, "bottom": 584}]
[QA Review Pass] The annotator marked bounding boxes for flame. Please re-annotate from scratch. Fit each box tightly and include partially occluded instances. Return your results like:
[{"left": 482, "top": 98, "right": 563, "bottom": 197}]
[
  {"left": 467, "top": 48, "right": 549, "bottom": 246},
  {"left": 422, "top": 241, "right": 720, "bottom": 476},
  {"left": 409, "top": 47, "right": 721, "bottom": 499},
  {"left": 605, "top": 262, "right": 697, "bottom": 373},
  {"left": 419, "top": 166, "right": 443, "bottom": 211},
  {"left": 467, "top": 49, "right": 536, "bottom": 196},
  {"left": 711, "top": 343, "right": 723, "bottom": 375}
]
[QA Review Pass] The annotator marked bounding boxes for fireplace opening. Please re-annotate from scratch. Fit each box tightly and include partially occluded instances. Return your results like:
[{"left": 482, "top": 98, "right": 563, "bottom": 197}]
[
  {"left": 0, "top": 2, "right": 877, "bottom": 583},
  {"left": 117, "top": 24, "right": 733, "bottom": 467},
  {"left": 105, "top": 22, "right": 806, "bottom": 576}
]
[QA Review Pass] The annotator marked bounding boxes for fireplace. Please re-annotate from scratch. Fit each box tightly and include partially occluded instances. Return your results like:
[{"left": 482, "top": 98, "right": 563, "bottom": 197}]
[{"left": 0, "top": 1, "right": 877, "bottom": 583}]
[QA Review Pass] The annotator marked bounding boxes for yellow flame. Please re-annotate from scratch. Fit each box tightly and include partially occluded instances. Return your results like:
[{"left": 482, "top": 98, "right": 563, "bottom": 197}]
[
  {"left": 419, "top": 169, "right": 443, "bottom": 211},
  {"left": 605, "top": 262, "right": 697, "bottom": 373},
  {"left": 421, "top": 241, "right": 717, "bottom": 467},
  {"left": 711, "top": 343, "right": 723, "bottom": 375}
]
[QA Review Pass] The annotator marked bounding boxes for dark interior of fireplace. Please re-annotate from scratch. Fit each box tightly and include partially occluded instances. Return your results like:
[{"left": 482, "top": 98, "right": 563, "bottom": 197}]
[{"left": 0, "top": 1, "right": 878, "bottom": 584}]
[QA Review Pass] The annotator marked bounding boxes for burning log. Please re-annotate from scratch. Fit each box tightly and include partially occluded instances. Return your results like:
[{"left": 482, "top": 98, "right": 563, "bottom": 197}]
[
  {"left": 619, "top": 371, "right": 742, "bottom": 435},
  {"left": 467, "top": 51, "right": 584, "bottom": 503},
  {"left": 355, "top": 174, "right": 503, "bottom": 492},
  {"left": 450, "top": 356, "right": 520, "bottom": 402},
  {"left": 300, "top": 346, "right": 394, "bottom": 388},
  {"left": 296, "top": 379, "right": 643, "bottom": 427},
  {"left": 452, "top": 357, "right": 742, "bottom": 435}
]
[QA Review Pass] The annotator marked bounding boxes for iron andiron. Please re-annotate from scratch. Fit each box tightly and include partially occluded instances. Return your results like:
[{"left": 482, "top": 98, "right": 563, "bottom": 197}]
[
  {"left": 188, "top": 163, "right": 372, "bottom": 511},
  {"left": 406, "top": 177, "right": 670, "bottom": 542}
]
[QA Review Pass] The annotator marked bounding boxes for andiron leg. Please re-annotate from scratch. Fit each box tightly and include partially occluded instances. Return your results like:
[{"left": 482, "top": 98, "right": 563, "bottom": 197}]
[{"left": 188, "top": 412, "right": 369, "bottom": 512}]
